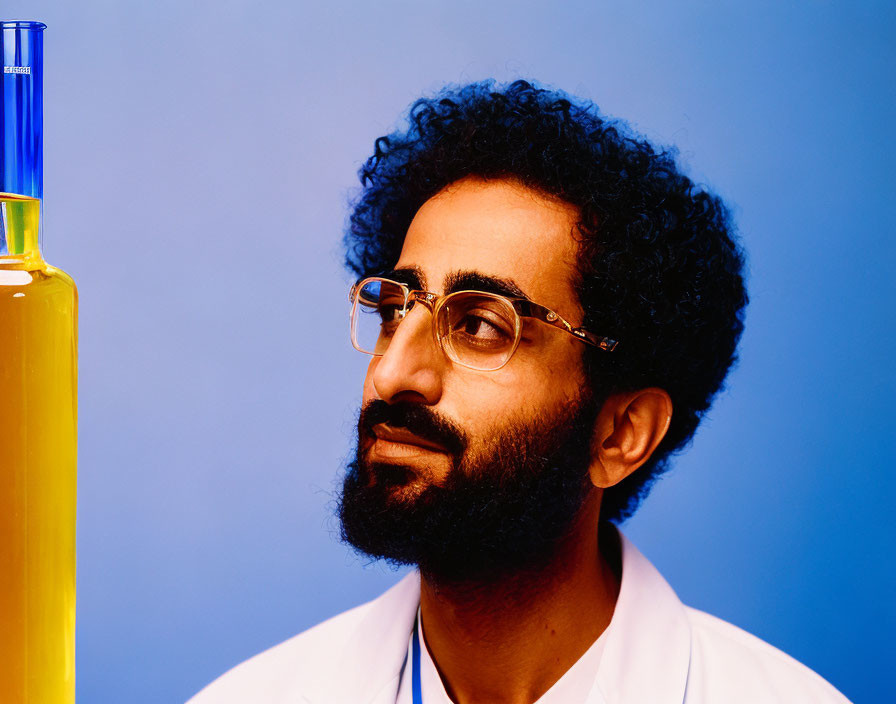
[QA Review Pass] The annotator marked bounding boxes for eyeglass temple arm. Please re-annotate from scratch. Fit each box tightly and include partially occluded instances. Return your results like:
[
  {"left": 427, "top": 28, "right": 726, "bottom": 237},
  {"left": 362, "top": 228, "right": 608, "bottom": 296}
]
[{"left": 513, "top": 299, "right": 619, "bottom": 351}]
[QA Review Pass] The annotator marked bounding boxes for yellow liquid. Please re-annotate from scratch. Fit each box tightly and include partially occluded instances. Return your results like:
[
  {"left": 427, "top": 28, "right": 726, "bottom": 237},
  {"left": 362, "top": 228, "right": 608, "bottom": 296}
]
[{"left": 0, "top": 194, "right": 77, "bottom": 703}]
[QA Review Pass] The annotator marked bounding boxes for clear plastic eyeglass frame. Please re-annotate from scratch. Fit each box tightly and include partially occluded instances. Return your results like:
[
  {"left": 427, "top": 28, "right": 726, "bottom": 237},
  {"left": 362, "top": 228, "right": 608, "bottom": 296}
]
[{"left": 349, "top": 276, "right": 619, "bottom": 372}]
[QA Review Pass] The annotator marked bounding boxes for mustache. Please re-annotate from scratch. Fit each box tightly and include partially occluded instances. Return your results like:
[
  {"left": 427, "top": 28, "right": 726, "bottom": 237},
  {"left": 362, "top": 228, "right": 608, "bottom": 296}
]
[{"left": 358, "top": 400, "right": 468, "bottom": 458}]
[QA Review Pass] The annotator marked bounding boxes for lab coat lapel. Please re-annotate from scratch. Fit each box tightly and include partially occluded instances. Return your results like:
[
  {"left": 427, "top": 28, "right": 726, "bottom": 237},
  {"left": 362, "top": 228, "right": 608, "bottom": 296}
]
[{"left": 301, "top": 571, "right": 421, "bottom": 704}]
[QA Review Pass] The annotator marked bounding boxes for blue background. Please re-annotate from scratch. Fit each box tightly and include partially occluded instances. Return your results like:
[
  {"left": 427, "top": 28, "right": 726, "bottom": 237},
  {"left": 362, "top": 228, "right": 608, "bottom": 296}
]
[{"left": 4, "top": 2, "right": 893, "bottom": 702}]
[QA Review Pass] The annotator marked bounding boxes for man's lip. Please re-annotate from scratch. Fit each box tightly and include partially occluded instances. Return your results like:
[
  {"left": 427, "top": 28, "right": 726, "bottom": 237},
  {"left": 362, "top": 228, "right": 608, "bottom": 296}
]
[{"left": 371, "top": 424, "right": 448, "bottom": 452}]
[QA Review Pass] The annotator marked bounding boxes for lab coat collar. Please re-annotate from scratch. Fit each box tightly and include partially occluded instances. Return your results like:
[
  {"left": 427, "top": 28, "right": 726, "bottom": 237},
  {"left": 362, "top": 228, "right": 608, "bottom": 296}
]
[
  {"left": 593, "top": 531, "right": 691, "bottom": 704},
  {"left": 302, "top": 529, "right": 691, "bottom": 704}
]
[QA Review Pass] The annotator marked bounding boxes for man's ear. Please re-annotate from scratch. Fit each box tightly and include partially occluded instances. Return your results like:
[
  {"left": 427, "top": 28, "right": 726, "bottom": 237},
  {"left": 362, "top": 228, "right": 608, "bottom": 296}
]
[{"left": 588, "top": 388, "right": 673, "bottom": 488}]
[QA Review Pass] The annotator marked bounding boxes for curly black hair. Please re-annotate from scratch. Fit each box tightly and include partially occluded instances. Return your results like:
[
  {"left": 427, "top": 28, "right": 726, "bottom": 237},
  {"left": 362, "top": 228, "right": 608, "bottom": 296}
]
[{"left": 344, "top": 79, "right": 748, "bottom": 523}]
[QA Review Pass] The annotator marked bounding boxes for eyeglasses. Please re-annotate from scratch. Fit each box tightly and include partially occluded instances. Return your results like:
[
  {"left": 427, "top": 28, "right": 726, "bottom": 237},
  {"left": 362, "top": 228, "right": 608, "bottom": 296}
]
[{"left": 349, "top": 277, "right": 618, "bottom": 371}]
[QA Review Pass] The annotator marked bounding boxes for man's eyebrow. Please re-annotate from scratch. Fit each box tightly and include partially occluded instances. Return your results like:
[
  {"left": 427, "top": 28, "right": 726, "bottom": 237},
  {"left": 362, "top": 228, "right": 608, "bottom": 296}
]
[
  {"left": 376, "top": 267, "right": 529, "bottom": 300},
  {"left": 444, "top": 270, "right": 529, "bottom": 300},
  {"left": 378, "top": 266, "right": 425, "bottom": 290}
]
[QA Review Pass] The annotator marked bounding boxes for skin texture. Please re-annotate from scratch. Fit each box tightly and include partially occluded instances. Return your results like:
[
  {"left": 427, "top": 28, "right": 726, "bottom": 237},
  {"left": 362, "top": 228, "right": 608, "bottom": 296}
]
[{"left": 361, "top": 176, "right": 672, "bottom": 704}]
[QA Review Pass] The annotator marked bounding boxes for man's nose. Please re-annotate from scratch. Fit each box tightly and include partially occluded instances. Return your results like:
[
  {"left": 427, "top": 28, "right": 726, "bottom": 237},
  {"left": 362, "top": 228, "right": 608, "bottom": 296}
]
[{"left": 371, "top": 305, "right": 445, "bottom": 405}]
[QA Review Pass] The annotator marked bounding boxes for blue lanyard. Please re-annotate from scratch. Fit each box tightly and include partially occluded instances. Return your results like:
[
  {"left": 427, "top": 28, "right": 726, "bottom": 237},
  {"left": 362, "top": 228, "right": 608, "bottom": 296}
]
[{"left": 411, "top": 613, "right": 423, "bottom": 704}]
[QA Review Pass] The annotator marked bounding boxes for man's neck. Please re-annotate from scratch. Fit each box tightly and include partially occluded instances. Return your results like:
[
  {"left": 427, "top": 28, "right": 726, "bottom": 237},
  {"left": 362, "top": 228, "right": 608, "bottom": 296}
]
[{"left": 418, "top": 496, "right": 620, "bottom": 704}]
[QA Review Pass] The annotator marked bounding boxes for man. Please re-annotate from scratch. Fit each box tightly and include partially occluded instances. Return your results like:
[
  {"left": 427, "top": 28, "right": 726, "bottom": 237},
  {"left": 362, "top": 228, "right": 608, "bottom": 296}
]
[{"left": 190, "top": 80, "right": 849, "bottom": 703}]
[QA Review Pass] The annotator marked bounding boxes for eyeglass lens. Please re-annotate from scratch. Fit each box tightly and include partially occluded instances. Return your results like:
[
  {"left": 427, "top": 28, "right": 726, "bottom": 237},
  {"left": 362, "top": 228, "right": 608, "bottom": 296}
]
[{"left": 351, "top": 279, "right": 520, "bottom": 370}]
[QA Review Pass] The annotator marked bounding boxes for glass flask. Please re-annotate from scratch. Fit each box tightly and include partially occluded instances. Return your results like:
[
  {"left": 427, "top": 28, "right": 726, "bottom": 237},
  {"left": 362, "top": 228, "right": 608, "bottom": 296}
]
[{"left": 0, "top": 20, "right": 77, "bottom": 703}]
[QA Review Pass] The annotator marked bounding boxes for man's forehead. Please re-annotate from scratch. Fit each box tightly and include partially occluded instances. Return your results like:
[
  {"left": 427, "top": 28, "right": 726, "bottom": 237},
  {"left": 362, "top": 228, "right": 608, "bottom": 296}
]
[{"left": 392, "top": 177, "right": 581, "bottom": 306}]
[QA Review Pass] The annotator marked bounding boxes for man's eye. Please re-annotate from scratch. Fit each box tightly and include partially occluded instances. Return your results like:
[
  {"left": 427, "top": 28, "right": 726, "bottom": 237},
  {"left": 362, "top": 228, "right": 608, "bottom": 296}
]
[
  {"left": 452, "top": 312, "right": 513, "bottom": 346},
  {"left": 378, "top": 305, "right": 406, "bottom": 336},
  {"left": 379, "top": 304, "right": 403, "bottom": 322},
  {"left": 462, "top": 316, "right": 502, "bottom": 338}
]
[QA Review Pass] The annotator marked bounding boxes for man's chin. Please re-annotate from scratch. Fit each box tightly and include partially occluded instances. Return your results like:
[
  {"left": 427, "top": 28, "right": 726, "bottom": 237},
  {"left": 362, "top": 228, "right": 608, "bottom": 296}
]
[
  {"left": 369, "top": 463, "right": 431, "bottom": 502},
  {"left": 337, "top": 459, "right": 431, "bottom": 568},
  {"left": 369, "top": 462, "right": 416, "bottom": 487}
]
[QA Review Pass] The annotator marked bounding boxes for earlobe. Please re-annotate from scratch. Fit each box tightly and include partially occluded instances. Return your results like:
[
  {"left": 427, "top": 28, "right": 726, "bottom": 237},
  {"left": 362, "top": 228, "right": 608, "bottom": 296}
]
[{"left": 588, "top": 388, "right": 673, "bottom": 488}]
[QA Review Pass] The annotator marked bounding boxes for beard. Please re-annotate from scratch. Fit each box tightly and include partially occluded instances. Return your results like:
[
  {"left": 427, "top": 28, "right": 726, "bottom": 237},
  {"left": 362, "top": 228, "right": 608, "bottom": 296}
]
[{"left": 337, "top": 392, "right": 600, "bottom": 586}]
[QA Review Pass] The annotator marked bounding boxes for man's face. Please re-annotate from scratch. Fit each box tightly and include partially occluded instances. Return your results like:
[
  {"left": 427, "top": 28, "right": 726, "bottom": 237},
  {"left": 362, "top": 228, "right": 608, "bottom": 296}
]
[{"left": 339, "top": 177, "right": 601, "bottom": 583}]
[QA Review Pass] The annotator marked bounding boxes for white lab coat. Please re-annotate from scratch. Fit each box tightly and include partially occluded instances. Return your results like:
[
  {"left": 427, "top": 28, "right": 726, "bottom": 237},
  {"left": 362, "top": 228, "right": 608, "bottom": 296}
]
[{"left": 188, "top": 532, "right": 850, "bottom": 704}]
